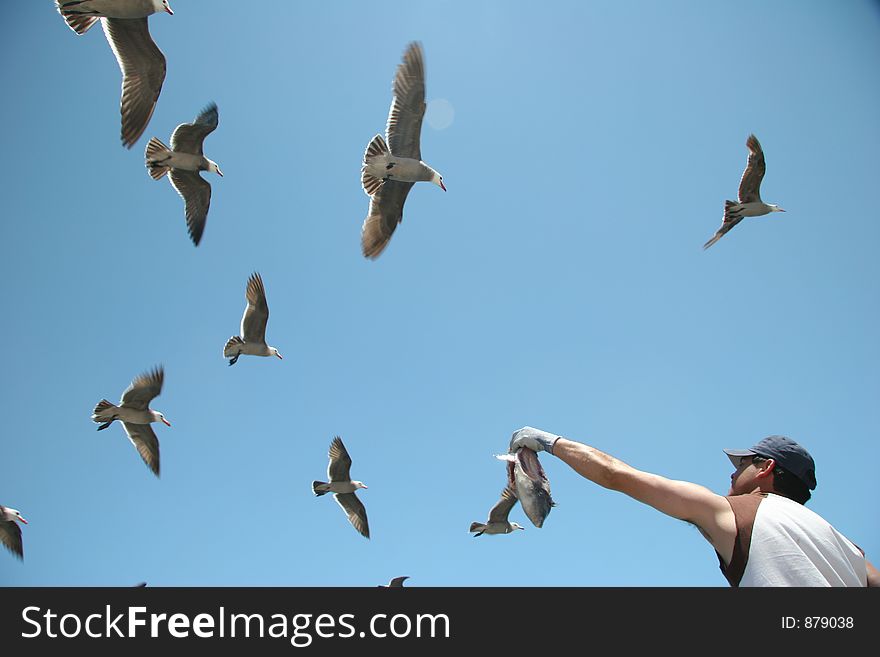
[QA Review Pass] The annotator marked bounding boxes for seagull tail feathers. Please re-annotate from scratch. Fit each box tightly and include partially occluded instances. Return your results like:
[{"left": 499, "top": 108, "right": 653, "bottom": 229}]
[
  {"left": 223, "top": 335, "right": 244, "bottom": 357},
  {"left": 469, "top": 522, "right": 486, "bottom": 536},
  {"left": 312, "top": 481, "right": 331, "bottom": 496},
  {"left": 723, "top": 200, "right": 739, "bottom": 219},
  {"left": 145, "top": 138, "right": 172, "bottom": 180},
  {"left": 92, "top": 399, "right": 116, "bottom": 422},
  {"left": 361, "top": 134, "right": 389, "bottom": 196}
]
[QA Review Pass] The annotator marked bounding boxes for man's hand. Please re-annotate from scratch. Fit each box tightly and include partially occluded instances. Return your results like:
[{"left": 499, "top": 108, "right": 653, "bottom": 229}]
[{"left": 509, "top": 427, "right": 560, "bottom": 455}]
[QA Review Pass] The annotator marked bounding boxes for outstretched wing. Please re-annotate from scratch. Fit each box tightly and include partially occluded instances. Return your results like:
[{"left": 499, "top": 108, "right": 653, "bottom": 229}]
[
  {"left": 385, "top": 42, "right": 426, "bottom": 159},
  {"left": 102, "top": 17, "right": 166, "bottom": 149},
  {"left": 487, "top": 487, "right": 518, "bottom": 524},
  {"left": 169, "top": 170, "right": 212, "bottom": 246},
  {"left": 327, "top": 436, "right": 353, "bottom": 482},
  {"left": 361, "top": 180, "right": 414, "bottom": 258},
  {"left": 171, "top": 103, "right": 219, "bottom": 155},
  {"left": 122, "top": 422, "right": 161, "bottom": 477},
  {"left": 241, "top": 272, "right": 269, "bottom": 344},
  {"left": 120, "top": 367, "right": 164, "bottom": 410},
  {"left": 0, "top": 520, "right": 23, "bottom": 560},
  {"left": 738, "top": 134, "right": 766, "bottom": 204},
  {"left": 334, "top": 492, "right": 370, "bottom": 539}
]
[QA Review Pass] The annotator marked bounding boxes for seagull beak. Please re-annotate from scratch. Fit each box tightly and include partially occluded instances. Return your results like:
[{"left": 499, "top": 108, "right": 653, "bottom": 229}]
[
  {"left": 217, "top": 169, "right": 224, "bottom": 177},
  {"left": 165, "top": 5, "right": 174, "bottom": 15},
  {"left": 18, "top": 516, "right": 28, "bottom": 525},
  {"left": 162, "top": 418, "right": 172, "bottom": 427},
  {"left": 440, "top": 180, "right": 446, "bottom": 192},
  {"left": 275, "top": 352, "right": 283, "bottom": 360}
]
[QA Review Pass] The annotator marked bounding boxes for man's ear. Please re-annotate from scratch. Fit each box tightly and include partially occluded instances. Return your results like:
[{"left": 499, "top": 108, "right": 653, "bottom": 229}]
[{"left": 754, "top": 458, "right": 776, "bottom": 480}]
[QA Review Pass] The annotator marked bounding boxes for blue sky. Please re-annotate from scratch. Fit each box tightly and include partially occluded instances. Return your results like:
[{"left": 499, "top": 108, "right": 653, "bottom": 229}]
[{"left": 1, "top": 1, "right": 878, "bottom": 587}]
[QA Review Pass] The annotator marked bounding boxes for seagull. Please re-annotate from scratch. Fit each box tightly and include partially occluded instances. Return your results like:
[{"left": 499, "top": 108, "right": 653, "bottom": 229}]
[
  {"left": 91, "top": 366, "right": 170, "bottom": 477},
  {"left": 223, "top": 272, "right": 282, "bottom": 366},
  {"left": 312, "top": 436, "right": 370, "bottom": 539},
  {"left": 469, "top": 487, "right": 524, "bottom": 537},
  {"left": 361, "top": 42, "right": 446, "bottom": 259},
  {"left": 55, "top": 0, "right": 173, "bottom": 148},
  {"left": 703, "top": 134, "right": 785, "bottom": 250},
  {"left": 0, "top": 505, "right": 27, "bottom": 560},
  {"left": 146, "top": 103, "right": 223, "bottom": 246},
  {"left": 379, "top": 576, "right": 410, "bottom": 588}
]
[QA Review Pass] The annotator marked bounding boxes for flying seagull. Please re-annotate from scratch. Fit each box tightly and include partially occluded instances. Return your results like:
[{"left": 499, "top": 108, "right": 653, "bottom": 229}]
[
  {"left": 469, "top": 487, "right": 524, "bottom": 537},
  {"left": 379, "top": 576, "right": 410, "bottom": 588},
  {"left": 91, "top": 366, "right": 171, "bottom": 477},
  {"left": 312, "top": 437, "right": 370, "bottom": 539},
  {"left": 703, "top": 134, "right": 785, "bottom": 250},
  {"left": 224, "top": 272, "right": 283, "bottom": 366},
  {"left": 55, "top": 0, "right": 173, "bottom": 148},
  {"left": 361, "top": 42, "right": 446, "bottom": 259},
  {"left": 146, "top": 102, "right": 223, "bottom": 246},
  {"left": 0, "top": 505, "right": 27, "bottom": 560}
]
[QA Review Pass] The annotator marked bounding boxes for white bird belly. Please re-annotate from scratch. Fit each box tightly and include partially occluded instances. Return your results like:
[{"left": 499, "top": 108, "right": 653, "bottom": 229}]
[
  {"left": 163, "top": 152, "right": 207, "bottom": 172},
  {"left": 70, "top": 0, "right": 155, "bottom": 19},
  {"left": 237, "top": 341, "right": 272, "bottom": 357},
  {"left": 329, "top": 482, "right": 358, "bottom": 494},
  {"left": 113, "top": 407, "right": 156, "bottom": 424},
  {"left": 363, "top": 155, "right": 427, "bottom": 183},
  {"left": 734, "top": 202, "right": 773, "bottom": 217}
]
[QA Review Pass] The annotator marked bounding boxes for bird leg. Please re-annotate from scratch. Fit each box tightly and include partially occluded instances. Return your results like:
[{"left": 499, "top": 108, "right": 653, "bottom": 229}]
[
  {"left": 228, "top": 354, "right": 240, "bottom": 366},
  {"left": 96, "top": 421, "right": 113, "bottom": 431}
]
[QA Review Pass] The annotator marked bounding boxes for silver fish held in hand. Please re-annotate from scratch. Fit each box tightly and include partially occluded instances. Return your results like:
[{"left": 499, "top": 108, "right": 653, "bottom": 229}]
[{"left": 495, "top": 447, "right": 555, "bottom": 528}]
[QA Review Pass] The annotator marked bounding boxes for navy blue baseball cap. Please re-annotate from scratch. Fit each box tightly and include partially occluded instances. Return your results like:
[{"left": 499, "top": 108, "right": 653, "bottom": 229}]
[{"left": 723, "top": 435, "right": 817, "bottom": 490}]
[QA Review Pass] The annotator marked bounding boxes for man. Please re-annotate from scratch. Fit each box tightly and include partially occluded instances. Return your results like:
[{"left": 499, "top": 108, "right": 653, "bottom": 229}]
[{"left": 509, "top": 428, "right": 879, "bottom": 587}]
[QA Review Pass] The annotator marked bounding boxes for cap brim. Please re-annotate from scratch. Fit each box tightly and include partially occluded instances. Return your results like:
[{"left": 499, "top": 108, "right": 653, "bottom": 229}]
[{"left": 723, "top": 448, "right": 755, "bottom": 468}]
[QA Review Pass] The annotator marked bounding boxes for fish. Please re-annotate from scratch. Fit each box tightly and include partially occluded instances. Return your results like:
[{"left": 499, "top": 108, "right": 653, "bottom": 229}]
[{"left": 495, "top": 447, "right": 555, "bottom": 528}]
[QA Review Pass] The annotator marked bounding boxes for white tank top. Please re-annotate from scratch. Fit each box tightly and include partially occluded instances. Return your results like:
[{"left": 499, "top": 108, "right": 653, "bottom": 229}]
[{"left": 723, "top": 493, "right": 866, "bottom": 587}]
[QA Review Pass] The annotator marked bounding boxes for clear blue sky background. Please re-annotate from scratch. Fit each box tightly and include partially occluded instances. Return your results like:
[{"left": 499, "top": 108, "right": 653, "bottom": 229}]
[{"left": 2, "top": 1, "right": 878, "bottom": 587}]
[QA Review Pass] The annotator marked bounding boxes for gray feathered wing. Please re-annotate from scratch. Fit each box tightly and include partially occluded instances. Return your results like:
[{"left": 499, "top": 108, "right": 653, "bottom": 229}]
[{"left": 102, "top": 17, "right": 166, "bottom": 149}]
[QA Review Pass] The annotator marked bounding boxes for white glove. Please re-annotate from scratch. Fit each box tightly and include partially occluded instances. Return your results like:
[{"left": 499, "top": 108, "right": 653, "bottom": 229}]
[{"left": 509, "top": 427, "right": 560, "bottom": 455}]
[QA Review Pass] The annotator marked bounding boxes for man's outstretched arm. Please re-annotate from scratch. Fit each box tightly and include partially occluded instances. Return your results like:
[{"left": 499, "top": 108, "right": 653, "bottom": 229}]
[{"left": 510, "top": 427, "right": 737, "bottom": 564}]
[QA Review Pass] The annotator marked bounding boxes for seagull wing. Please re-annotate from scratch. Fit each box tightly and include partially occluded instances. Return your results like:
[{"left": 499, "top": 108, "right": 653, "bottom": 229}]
[
  {"left": 361, "top": 180, "right": 414, "bottom": 259},
  {"left": 122, "top": 422, "right": 161, "bottom": 477},
  {"left": 386, "top": 42, "right": 426, "bottom": 159},
  {"left": 334, "top": 492, "right": 370, "bottom": 539},
  {"left": 487, "top": 487, "right": 518, "bottom": 524},
  {"left": 737, "top": 134, "right": 766, "bottom": 204},
  {"left": 169, "top": 170, "right": 211, "bottom": 246},
  {"left": 171, "top": 103, "right": 219, "bottom": 156},
  {"left": 120, "top": 367, "right": 164, "bottom": 410},
  {"left": 327, "top": 436, "right": 353, "bottom": 482},
  {"left": 702, "top": 216, "right": 743, "bottom": 250},
  {"left": 102, "top": 17, "right": 166, "bottom": 149},
  {"left": 0, "top": 519, "right": 23, "bottom": 559},
  {"left": 241, "top": 272, "right": 269, "bottom": 344}
]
